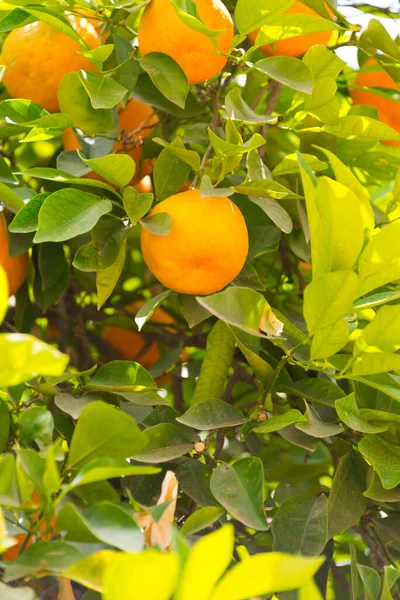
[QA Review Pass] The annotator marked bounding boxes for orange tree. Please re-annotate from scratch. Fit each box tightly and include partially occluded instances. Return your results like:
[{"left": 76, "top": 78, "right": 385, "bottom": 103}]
[{"left": 0, "top": 0, "right": 400, "bottom": 599}]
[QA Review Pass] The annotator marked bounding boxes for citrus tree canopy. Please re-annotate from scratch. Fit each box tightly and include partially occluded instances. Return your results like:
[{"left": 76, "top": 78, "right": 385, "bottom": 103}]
[{"left": 0, "top": 0, "right": 400, "bottom": 599}]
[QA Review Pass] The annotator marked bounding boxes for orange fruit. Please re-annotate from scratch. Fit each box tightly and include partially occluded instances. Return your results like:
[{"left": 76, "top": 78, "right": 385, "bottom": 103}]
[
  {"left": 141, "top": 189, "right": 249, "bottom": 295},
  {"left": 63, "top": 98, "right": 158, "bottom": 187},
  {"left": 248, "top": 1, "right": 333, "bottom": 58},
  {"left": 0, "top": 15, "right": 100, "bottom": 112},
  {"left": 2, "top": 533, "right": 33, "bottom": 561},
  {"left": 350, "top": 59, "right": 400, "bottom": 145},
  {"left": 138, "top": 0, "right": 234, "bottom": 85},
  {"left": 0, "top": 213, "right": 28, "bottom": 297},
  {"left": 103, "top": 301, "right": 177, "bottom": 367}
]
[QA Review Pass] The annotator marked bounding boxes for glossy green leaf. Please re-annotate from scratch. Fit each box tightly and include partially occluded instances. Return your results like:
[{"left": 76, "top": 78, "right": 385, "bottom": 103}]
[
  {"left": 210, "top": 457, "right": 268, "bottom": 530},
  {"left": 335, "top": 394, "right": 391, "bottom": 434},
  {"left": 65, "top": 457, "right": 159, "bottom": 492},
  {"left": 84, "top": 360, "right": 156, "bottom": 398},
  {"left": 19, "top": 406, "right": 54, "bottom": 445},
  {"left": 224, "top": 88, "right": 277, "bottom": 124},
  {"left": 181, "top": 507, "right": 225, "bottom": 536},
  {"left": 134, "top": 423, "right": 192, "bottom": 463},
  {"left": 254, "top": 409, "right": 306, "bottom": 433},
  {"left": 141, "top": 52, "right": 189, "bottom": 109},
  {"left": 255, "top": 56, "right": 314, "bottom": 94},
  {"left": 59, "top": 72, "right": 115, "bottom": 135},
  {"left": 9, "top": 193, "right": 50, "bottom": 233},
  {"left": 358, "top": 220, "right": 400, "bottom": 295},
  {"left": 123, "top": 187, "right": 153, "bottom": 225},
  {"left": 272, "top": 495, "right": 328, "bottom": 556},
  {"left": 67, "top": 401, "right": 147, "bottom": 469},
  {"left": 79, "top": 71, "right": 128, "bottom": 110},
  {"left": 359, "top": 435, "right": 400, "bottom": 490},
  {"left": 34, "top": 189, "right": 112, "bottom": 243},
  {"left": 327, "top": 451, "right": 367, "bottom": 538},
  {"left": 96, "top": 239, "right": 127, "bottom": 309},
  {"left": 235, "top": 0, "right": 293, "bottom": 34},
  {"left": 78, "top": 152, "right": 135, "bottom": 189},
  {"left": 140, "top": 212, "right": 172, "bottom": 236},
  {"left": 63, "top": 550, "right": 120, "bottom": 593},
  {"left": 178, "top": 398, "right": 248, "bottom": 430},
  {"left": 191, "top": 320, "right": 235, "bottom": 405}
]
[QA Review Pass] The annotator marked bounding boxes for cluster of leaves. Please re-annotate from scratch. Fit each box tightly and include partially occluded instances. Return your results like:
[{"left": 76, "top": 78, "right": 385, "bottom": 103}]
[{"left": 0, "top": 0, "right": 400, "bottom": 598}]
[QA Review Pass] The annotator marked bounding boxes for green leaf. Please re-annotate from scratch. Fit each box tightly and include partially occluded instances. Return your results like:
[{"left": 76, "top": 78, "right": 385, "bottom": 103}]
[
  {"left": 0, "top": 182, "right": 24, "bottom": 213},
  {"left": 272, "top": 495, "right": 328, "bottom": 556},
  {"left": 154, "top": 146, "right": 191, "bottom": 202},
  {"left": 21, "top": 6, "right": 87, "bottom": 47},
  {"left": 80, "top": 44, "right": 115, "bottom": 65},
  {"left": 230, "top": 326, "right": 274, "bottom": 385},
  {"left": 273, "top": 153, "right": 327, "bottom": 177},
  {"left": 354, "top": 303, "right": 400, "bottom": 357},
  {"left": 254, "top": 409, "right": 307, "bottom": 433},
  {"left": 15, "top": 167, "right": 118, "bottom": 196},
  {"left": 123, "top": 187, "right": 153, "bottom": 225},
  {"left": 132, "top": 73, "right": 202, "bottom": 117},
  {"left": 96, "top": 239, "right": 127, "bottom": 309},
  {"left": 325, "top": 115, "right": 400, "bottom": 143},
  {"left": 224, "top": 88, "right": 277, "bottom": 125},
  {"left": 67, "top": 401, "right": 147, "bottom": 469},
  {"left": 255, "top": 57, "right": 314, "bottom": 94},
  {"left": 296, "top": 402, "right": 342, "bottom": 438},
  {"left": 59, "top": 72, "right": 115, "bottom": 135},
  {"left": 134, "top": 423, "right": 193, "bottom": 463},
  {"left": 178, "top": 294, "right": 211, "bottom": 329},
  {"left": 210, "top": 457, "right": 268, "bottom": 530},
  {"left": 277, "top": 378, "right": 345, "bottom": 408},
  {"left": 134, "top": 291, "right": 171, "bottom": 331},
  {"left": 84, "top": 360, "right": 156, "bottom": 400},
  {"left": 181, "top": 507, "right": 225, "bottom": 536},
  {"left": 65, "top": 458, "right": 159, "bottom": 492},
  {"left": 141, "top": 53, "right": 189, "bottom": 109},
  {"left": 172, "top": 0, "right": 226, "bottom": 41},
  {"left": 33, "top": 242, "right": 69, "bottom": 312},
  {"left": 304, "top": 271, "right": 358, "bottom": 333},
  {"left": 327, "top": 451, "right": 367, "bottom": 538},
  {"left": 310, "top": 319, "right": 350, "bottom": 360},
  {"left": 210, "top": 553, "right": 324, "bottom": 600},
  {"left": 63, "top": 550, "right": 120, "bottom": 592},
  {"left": 358, "top": 564, "right": 381, "bottom": 600},
  {"left": 153, "top": 137, "right": 200, "bottom": 170},
  {"left": 234, "top": 179, "right": 298, "bottom": 200},
  {"left": 34, "top": 189, "right": 112, "bottom": 243},
  {"left": 79, "top": 71, "right": 128, "bottom": 110},
  {"left": 177, "top": 458, "right": 219, "bottom": 508},
  {"left": 102, "top": 550, "right": 180, "bottom": 600},
  {"left": 140, "top": 212, "right": 172, "bottom": 236},
  {"left": 3, "top": 541, "right": 82, "bottom": 583},
  {"left": 9, "top": 193, "right": 50, "bottom": 233},
  {"left": 309, "top": 177, "right": 365, "bottom": 278},
  {"left": 175, "top": 525, "right": 234, "bottom": 600},
  {"left": 0, "top": 399, "right": 10, "bottom": 454},
  {"left": 196, "top": 287, "right": 274, "bottom": 339},
  {"left": 208, "top": 129, "right": 265, "bottom": 158},
  {"left": 358, "top": 435, "right": 400, "bottom": 490},
  {"left": 248, "top": 196, "right": 293, "bottom": 233},
  {"left": 313, "top": 146, "right": 374, "bottom": 234},
  {"left": 19, "top": 407, "right": 54, "bottom": 445},
  {"left": 78, "top": 152, "right": 135, "bottom": 189},
  {"left": 178, "top": 399, "right": 248, "bottom": 430},
  {"left": 359, "top": 220, "right": 400, "bottom": 296},
  {"left": 335, "top": 394, "right": 391, "bottom": 434},
  {"left": 0, "top": 334, "right": 69, "bottom": 387},
  {"left": 354, "top": 290, "right": 400, "bottom": 310},
  {"left": 234, "top": 0, "right": 293, "bottom": 35},
  {"left": 191, "top": 320, "right": 235, "bottom": 405},
  {"left": 82, "top": 503, "right": 143, "bottom": 552},
  {"left": 353, "top": 353, "right": 400, "bottom": 376},
  {"left": 381, "top": 566, "right": 400, "bottom": 600}
]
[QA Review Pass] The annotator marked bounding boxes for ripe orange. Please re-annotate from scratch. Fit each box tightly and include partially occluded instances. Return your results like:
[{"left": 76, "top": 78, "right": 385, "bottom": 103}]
[
  {"left": 63, "top": 98, "right": 158, "bottom": 187},
  {"left": 0, "top": 15, "right": 100, "bottom": 112},
  {"left": 248, "top": 1, "right": 334, "bottom": 58},
  {"left": 103, "top": 301, "right": 177, "bottom": 367},
  {"left": 2, "top": 490, "right": 56, "bottom": 561},
  {"left": 0, "top": 213, "right": 28, "bottom": 297},
  {"left": 350, "top": 59, "right": 400, "bottom": 145},
  {"left": 138, "top": 0, "right": 234, "bottom": 85},
  {"left": 141, "top": 189, "right": 249, "bottom": 295}
]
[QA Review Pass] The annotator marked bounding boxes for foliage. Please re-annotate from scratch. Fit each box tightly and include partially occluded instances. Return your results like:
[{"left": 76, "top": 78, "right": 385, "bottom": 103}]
[{"left": 0, "top": 0, "right": 400, "bottom": 599}]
